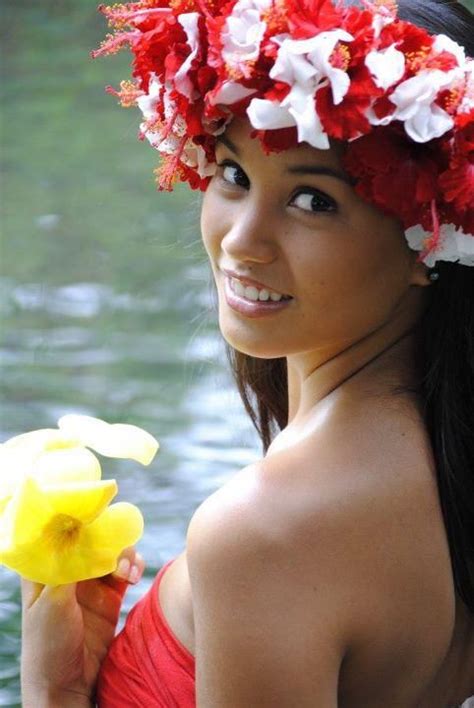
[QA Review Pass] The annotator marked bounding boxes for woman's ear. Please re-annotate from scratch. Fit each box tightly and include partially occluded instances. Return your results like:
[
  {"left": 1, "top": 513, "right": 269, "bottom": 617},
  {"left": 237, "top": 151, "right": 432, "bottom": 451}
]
[{"left": 409, "top": 254, "right": 435, "bottom": 288}]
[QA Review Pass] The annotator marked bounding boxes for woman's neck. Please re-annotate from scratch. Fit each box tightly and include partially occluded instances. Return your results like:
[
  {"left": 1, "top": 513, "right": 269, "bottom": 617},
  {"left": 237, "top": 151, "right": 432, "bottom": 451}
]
[{"left": 286, "top": 307, "right": 423, "bottom": 426}]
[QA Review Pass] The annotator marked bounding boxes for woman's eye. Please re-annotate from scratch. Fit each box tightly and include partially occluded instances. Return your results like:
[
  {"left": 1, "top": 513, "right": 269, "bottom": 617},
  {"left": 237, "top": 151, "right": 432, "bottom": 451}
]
[
  {"left": 291, "top": 190, "right": 336, "bottom": 214},
  {"left": 217, "top": 161, "right": 249, "bottom": 189}
]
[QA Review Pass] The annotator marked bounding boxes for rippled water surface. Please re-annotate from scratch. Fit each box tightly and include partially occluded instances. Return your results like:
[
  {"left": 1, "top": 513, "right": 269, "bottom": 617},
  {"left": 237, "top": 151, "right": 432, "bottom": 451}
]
[
  {"left": 0, "top": 273, "right": 259, "bottom": 706},
  {"left": 0, "top": 3, "right": 259, "bottom": 703},
  {"left": 4, "top": 2, "right": 474, "bottom": 705}
]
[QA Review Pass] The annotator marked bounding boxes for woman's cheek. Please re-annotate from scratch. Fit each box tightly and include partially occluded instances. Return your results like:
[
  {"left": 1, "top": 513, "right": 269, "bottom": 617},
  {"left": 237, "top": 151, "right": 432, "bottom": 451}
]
[{"left": 201, "top": 189, "right": 227, "bottom": 257}]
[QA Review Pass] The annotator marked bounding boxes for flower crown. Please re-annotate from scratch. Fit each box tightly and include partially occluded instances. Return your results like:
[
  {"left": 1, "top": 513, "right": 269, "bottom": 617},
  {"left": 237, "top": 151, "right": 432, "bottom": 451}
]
[{"left": 93, "top": 0, "right": 474, "bottom": 267}]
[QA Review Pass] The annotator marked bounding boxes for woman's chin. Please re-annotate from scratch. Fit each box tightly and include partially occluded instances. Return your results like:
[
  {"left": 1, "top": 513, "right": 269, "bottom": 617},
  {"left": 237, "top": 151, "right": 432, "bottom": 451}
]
[{"left": 219, "top": 322, "right": 289, "bottom": 359}]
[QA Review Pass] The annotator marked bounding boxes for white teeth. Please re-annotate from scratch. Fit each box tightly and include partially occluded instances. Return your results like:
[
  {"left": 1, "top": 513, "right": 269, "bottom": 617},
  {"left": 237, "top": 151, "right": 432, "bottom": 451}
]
[
  {"left": 230, "top": 277, "right": 288, "bottom": 303},
  {"left": 234, "top": 280, "right": 246, "bottom": 297},
  {"left": 244, "top": 286, "right": 259, "bottom": 301}
]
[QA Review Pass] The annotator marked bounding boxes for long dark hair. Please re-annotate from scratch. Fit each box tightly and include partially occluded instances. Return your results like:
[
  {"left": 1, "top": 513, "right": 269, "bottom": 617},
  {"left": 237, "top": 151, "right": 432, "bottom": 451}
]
[{"left": 224, "top": 0, "right": 474, "bottom": 613}]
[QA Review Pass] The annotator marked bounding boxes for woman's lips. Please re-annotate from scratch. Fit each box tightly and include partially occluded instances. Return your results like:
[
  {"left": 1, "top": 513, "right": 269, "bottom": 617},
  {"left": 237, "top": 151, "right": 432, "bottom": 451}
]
[
  {"left": 223, "top": 276, "right": 293, "bottom": 318},
  {"left": 221, "top": 269, "right": 291, "bottom": 299}
]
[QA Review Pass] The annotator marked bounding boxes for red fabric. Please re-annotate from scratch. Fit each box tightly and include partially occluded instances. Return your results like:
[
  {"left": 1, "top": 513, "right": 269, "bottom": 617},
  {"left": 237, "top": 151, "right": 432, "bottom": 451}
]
[{"left": 97, "top": 559, "right": 196, "bottom": 707}]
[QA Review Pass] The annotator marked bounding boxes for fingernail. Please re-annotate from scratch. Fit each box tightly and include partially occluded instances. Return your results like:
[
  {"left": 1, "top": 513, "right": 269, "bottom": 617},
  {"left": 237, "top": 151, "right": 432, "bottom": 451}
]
[
  {"left": 116, "top": 558, "right": 130, "bottom": 579},
  {"left": 129, "top": 564, "right": 141, "bottom": 584}
]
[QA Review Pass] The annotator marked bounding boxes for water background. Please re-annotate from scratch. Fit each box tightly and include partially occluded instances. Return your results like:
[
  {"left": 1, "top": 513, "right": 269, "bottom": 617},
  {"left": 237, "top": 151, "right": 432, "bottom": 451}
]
[
  {"left": 1, "top": 0, "right": 474, "bottom": 705},
  {"left": 0, "top": 2, "right": 260, "bottom": 704}
]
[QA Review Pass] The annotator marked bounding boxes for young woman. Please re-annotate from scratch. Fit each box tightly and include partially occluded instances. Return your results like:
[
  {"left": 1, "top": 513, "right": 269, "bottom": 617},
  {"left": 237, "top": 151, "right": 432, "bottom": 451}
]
[{"left": 21, "top": 0, "right": 474, "bottom": 706}]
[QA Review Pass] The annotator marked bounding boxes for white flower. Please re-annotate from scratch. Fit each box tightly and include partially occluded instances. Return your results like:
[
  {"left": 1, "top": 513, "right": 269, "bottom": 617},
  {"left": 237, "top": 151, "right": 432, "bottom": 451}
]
[
  {"left": 458, "top": 58, "right": 474, "bottom": 117},
  {"left": 247, "top": 29, "right": 353, "bottom": 150},
  {"left": 175, "top": 13, "right": 201, "bottom": 100},
  {"left": 433, "top": 34, "right": 466, "bottom": 67},
  {"left": 280, "top": 83, "right": 330, "bottom": 148},
  {"left": 138, "top": 79, "right": 187, "bottom": 148},
  {"left": 137, "top": 74, "right": 161, "bottom": 123},
  {"left": 181, "top": 142, "right": 217, "bottom": 178},
  {"left": 208, "top": 80, "right": 257, "bottom": 106},
  {"left": 247, "top": 96, "right": 296, "bottom": 129},
  {"left": 247, "top": 85, "right": 330, "bottom": 149},
  {"left": 268, "top": 34, "right": 320, "bottom": 86},
  {"left": 405, "top": 224, "right": 474, "bottom": 267},
  {"left": 389, "top": 68, "right": 462, "bottom": 142},
  {"left": 222, "top": 0, "right": 271, "bottom": 78},
  {"left": 136, "top": 75, "right": 218, "bottom": 177},
  {"left": 366, "top": 35, "right": 467, "bottom": 140},
  {"left": 365, "top": 44, "right": 405, "bottom": 90},
  {"left": 379, "top": 34, "right": 470, "bottom": 140},
  {"left": 370, "top": 3, "right": 397, "bottom": 38},
  {"left": 271, "top": 30, "right": 354, "bottom": 106},
  {"left": 365, "top": 105, "right": 394, "bottom": 127}
]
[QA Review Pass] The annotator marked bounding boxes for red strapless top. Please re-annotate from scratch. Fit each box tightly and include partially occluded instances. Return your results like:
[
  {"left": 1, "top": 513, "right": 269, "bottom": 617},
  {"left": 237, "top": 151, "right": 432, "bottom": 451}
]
[{"left": 96, "top": 559, "right": 196, "bottom": 707}]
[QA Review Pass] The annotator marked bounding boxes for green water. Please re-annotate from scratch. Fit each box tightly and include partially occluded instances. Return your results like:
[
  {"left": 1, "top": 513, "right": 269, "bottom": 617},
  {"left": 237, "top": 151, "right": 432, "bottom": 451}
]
[
  {"left": 0, "top": 2, "right": 259, "bottom": 703},
  {"left": 1, "top": 0, "right": 473, "bottom": 704}
]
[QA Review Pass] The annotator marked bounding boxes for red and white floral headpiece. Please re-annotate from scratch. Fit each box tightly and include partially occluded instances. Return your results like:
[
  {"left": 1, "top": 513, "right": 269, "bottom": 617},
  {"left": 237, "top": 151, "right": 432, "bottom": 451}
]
[{"left": 93, "top": 0, "right": 473, "bottom": 267}]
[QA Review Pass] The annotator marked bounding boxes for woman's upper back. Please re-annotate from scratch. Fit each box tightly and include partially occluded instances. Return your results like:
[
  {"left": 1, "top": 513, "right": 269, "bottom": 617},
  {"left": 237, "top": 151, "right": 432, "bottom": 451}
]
[{"left": 162, "top": 388, "right": 474, "bottom": 706}]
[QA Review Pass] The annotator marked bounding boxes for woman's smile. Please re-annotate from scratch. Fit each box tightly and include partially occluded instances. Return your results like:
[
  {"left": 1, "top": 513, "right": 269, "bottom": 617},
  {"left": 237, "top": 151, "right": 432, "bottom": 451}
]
[{"left": 223, "top": 274, "right": 294, "bottom": 319}]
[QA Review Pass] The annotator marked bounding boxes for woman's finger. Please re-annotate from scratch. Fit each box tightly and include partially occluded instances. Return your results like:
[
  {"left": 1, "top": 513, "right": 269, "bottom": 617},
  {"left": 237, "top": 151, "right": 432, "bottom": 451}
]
[{"left": 111, "top": 547, "right": 145, "bottom": 585}]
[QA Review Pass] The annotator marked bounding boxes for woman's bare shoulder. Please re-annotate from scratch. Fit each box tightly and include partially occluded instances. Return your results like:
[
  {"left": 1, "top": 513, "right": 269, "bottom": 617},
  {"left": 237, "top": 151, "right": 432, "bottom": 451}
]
[
  {"left": 199, "top": 395, "right": 452, "bottom": 625},
  {"left": 190, "top": 393, "right": 445, "bottom": 564},
  {"left": 186, "top": 397, "right": 455, "bottom": 700}
]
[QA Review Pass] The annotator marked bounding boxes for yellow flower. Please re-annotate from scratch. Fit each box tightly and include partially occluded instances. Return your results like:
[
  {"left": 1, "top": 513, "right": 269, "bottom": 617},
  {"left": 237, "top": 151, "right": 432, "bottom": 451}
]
[
  {"left": 0, "top": 415, "right": 159, "bottom": 510},
  {"left": 0, "top": 476, "right": 143, "bottom": 585},
  {"left": 0, "top": 415, "right": 159, "bottom": 585}
]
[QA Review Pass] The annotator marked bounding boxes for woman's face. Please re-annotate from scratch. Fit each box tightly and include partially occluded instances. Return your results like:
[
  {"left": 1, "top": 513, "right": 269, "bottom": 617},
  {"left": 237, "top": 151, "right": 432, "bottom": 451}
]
[{"left": 201, "top": 117, "right": 427, "bottom": 361}]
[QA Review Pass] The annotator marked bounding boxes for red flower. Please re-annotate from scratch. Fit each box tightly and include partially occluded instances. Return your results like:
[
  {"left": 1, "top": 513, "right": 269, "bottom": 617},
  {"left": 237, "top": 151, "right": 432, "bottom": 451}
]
[
  {"left": 131, "top": 16, "right": 186, "bottom": 90},
  {"left": 439, "top": 159, "right": 474, "bottom": 214},
  {"left": 456, "top": 106, "right": 474, "bottom": 131},
  {"left": 342, "top": 6, "right": 376, "bottom": 61},
  {"left": 379, "top": 18, "right": 433, "bottom": 74},
  {"left": 264, "top": 81, "right": 291, "bottom": 103},
  {"left": 317, "top": 64, "right": 379, "bottom": 140},
  {"left": 251, "top": 126, "right": 298, "bottom": 154},
  {"left": 286, "top": 0, "right": 344, "bottom": 40},
  {"left": 343, "top": 125, "right": 442, "bottom": 228},
  {"left": 315, "top": 7, "right": 380, "bottom": 140},
  {"left": 439, "top": 122, "right": 474, "bottom": 216}
]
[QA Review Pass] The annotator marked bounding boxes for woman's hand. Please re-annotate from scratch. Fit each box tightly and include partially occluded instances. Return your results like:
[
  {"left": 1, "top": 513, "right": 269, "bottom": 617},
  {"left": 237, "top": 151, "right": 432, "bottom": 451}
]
[{"left": 20, "top": 547, "right": 145, "bottom": 707}]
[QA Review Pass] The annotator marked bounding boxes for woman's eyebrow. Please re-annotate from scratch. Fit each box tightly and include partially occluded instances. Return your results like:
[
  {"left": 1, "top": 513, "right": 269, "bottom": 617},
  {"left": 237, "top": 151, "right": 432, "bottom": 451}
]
[
  {"left": 215, "top": 134, "right": 355, "bottom": 185},
  {"left": 286, "top": 165, "right": 355, "bottom": 186},
  {"left": 216, "top": 134, "right": 240, "bottom": 155}
]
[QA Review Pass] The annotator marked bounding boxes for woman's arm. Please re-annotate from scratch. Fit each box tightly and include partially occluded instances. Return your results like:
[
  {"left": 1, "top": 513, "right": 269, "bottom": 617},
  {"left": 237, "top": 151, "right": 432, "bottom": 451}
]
[
  {"left": 22, "top": 688, "right": 93, "bottom": 708},
  {"left": 186, "top": 471, "right": 352, "bottom": 707},
  {"left": 20, "top": 548, "right": 144, "bottom": 707}
]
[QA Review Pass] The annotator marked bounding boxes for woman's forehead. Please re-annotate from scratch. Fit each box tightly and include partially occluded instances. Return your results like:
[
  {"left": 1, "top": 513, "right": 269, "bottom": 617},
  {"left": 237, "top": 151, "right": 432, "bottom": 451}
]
[{"left": 219, "top": 116, "right": 348, "bottom": 173}]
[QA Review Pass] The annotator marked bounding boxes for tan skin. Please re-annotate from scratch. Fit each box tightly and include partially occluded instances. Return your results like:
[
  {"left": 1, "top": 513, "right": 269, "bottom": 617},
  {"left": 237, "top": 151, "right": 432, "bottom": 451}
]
[
  {"left": 21, "top": 117, "right": 474, "bottom": 706},
  {"left": 21, "top": 547, "right": 145, "bottom": 707}
]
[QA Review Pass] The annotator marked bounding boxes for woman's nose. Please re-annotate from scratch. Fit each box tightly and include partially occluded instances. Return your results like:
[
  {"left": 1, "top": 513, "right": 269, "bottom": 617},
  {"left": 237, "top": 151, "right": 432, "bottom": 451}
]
[{"left": 220, "top": 209, "right": 279, "bottom": 265}]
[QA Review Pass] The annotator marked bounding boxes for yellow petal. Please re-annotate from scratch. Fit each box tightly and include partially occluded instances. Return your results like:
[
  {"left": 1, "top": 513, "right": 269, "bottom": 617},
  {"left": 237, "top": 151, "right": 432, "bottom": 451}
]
[
  {"left": 0, "top": 477, "right": 54, "bottom": 548},
  {"left": 85, "top": 501, "right": 144, "bottom": 552},
  {"left": 58, "top": 414, "right": 159, "bottom": 465},
  {"left": 32, "top": 447, "right": 102, "bottom": 485},
  {"left": 0, "top": 445, "right": 33, "bottom": 511},
  {"left": 0, "top": 537, "right": 58, "bottom": 585},
  {"left": 40, "top": 479, "right": 117, "bottom": 524},
  {"left": 4, "top": 428, "right": 79, "bottom": 454},
  {"left": 0, "top": 476, "right": 117, "bottom": 551},
  {"left": 0, "top": 498, "right": 144, "bottom": 585}
]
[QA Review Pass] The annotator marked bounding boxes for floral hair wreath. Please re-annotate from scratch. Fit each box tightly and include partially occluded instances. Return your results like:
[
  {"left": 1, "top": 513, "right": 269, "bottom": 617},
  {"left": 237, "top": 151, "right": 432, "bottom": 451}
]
[{"left": 93, "top": 0, "right": 474, "bottom": 267}]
